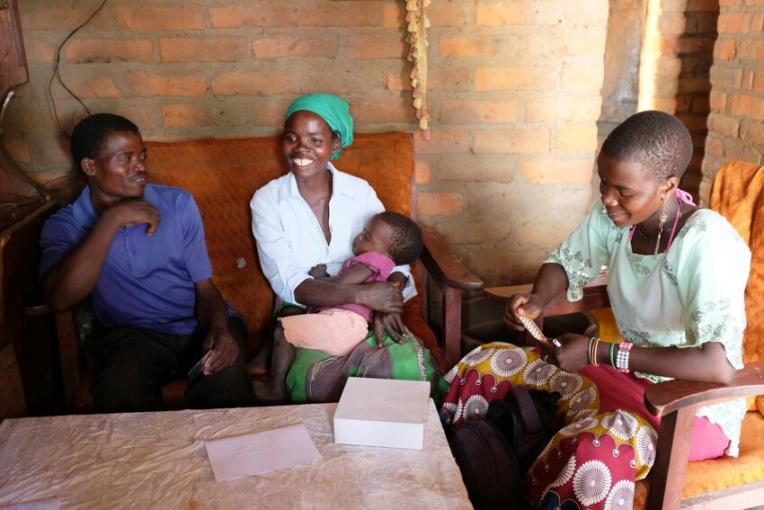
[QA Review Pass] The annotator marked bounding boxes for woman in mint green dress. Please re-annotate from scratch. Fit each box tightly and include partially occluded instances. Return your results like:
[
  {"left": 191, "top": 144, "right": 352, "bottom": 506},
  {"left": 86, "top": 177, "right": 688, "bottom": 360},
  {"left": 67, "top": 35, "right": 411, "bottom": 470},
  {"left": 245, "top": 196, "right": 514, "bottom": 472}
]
[{"left": 441, "top": 111, "right": 750, "bottom": 510}]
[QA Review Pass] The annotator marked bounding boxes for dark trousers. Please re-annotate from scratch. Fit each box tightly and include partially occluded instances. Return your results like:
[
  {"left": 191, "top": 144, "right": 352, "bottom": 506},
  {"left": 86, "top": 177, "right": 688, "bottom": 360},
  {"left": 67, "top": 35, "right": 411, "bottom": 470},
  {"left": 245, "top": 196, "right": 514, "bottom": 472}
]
[{"left": 87, "top": 316, "right": 254, "bottom": 413}]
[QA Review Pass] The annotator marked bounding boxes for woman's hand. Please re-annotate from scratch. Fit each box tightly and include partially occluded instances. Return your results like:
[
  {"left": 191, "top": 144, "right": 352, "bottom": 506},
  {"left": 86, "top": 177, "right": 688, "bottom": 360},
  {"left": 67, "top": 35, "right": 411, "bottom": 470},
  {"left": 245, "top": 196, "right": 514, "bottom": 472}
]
[
  {"left": 503, "top": 293, "right": 544, "bottom": 330},
  {"left": 549, "top": 333, "right": 590, "bottom": 373},
  {"left": 372, "top": 312, "right": 407, "bottom": 347},
  {"left": 357, "top": 281, "right": 404, "bottom": 314}
]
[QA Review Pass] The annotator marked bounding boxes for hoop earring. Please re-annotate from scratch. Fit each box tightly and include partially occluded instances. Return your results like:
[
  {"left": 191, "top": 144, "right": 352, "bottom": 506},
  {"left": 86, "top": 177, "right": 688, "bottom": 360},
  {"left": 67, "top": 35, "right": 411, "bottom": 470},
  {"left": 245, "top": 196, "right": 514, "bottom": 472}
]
[{"left": 654, "top": 198, "right": 668, "bottom": 255}]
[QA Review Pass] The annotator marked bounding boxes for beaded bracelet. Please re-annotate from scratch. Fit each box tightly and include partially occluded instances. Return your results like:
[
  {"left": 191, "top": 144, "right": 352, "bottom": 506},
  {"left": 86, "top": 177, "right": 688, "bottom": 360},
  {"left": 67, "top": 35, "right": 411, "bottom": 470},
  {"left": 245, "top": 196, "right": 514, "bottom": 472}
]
[{"left": 616, "top": 342, "right": 633, "bottom": 372}]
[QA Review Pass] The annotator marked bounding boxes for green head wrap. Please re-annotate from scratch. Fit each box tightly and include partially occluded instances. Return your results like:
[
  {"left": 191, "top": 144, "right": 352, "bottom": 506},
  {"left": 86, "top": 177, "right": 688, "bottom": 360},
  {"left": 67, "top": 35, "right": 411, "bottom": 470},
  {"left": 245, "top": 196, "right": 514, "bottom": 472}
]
[{"left": 285, "top": 93, "right": 353, "bottom": 160}]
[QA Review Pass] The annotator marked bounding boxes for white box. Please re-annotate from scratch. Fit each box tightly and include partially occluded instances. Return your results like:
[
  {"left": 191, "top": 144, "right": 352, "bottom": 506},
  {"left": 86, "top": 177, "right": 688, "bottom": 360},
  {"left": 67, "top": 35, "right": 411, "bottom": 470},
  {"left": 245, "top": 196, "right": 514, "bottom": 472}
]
[{"left": 333, "top": 377, "right": 430, "bottom": 450}]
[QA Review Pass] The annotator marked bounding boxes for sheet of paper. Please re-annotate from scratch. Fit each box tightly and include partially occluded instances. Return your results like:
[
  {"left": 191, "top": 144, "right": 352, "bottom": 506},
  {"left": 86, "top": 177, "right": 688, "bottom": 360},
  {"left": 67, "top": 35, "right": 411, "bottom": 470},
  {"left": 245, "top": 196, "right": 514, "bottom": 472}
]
[
  {"left": 0, "top": 501, "right": 61, "bottom": 510},
  {"left": 204, "top": 423, "right": 321, "bottom": 482}
]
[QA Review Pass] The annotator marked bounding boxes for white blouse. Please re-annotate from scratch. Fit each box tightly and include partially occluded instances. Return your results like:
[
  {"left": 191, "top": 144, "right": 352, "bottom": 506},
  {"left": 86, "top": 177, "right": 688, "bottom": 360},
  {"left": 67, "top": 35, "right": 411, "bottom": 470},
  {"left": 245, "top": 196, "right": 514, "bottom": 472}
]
[
  {"left": 250, "top": 162, "right": 415, "bottom": 306},
  {"left": 547, "top": 198, "right": 751, "bottom": 456}
]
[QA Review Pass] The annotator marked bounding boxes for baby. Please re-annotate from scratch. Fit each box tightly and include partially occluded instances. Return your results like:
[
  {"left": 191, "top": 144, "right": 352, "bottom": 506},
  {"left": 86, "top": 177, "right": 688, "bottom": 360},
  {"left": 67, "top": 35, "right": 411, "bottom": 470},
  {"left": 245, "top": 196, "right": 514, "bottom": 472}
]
[{"left": 255, "top": 211, "right": 423, "bottom": 402}]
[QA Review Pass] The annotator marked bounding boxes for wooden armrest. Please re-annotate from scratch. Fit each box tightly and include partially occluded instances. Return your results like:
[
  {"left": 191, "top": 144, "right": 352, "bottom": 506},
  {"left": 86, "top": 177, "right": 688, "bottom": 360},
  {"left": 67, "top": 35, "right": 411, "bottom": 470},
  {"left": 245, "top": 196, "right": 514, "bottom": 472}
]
[
  {"left": 645, "top": 360, "right": 764, "bottom": 416},
  {"left": 419, "top": 224, "right": 483, "bottom": 291},
  {"left": 484, "top": 272, "right": 610, "bottom": 315}
]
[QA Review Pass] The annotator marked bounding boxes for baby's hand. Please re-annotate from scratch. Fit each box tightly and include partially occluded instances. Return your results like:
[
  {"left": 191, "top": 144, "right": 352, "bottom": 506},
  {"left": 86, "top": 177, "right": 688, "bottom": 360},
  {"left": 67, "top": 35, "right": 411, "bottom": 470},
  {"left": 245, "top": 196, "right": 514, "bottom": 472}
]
[{"left": 309, "top": 264, "right": 329, "bottom": 278}]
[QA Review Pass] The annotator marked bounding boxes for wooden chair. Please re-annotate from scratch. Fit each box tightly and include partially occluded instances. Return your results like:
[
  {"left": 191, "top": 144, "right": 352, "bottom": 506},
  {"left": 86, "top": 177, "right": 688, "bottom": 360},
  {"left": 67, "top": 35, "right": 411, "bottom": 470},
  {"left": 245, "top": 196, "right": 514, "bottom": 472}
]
[
  {"left": 54, "top": 132, "right": 483, "bottom": 410},
  {"left": 485, "top": 160, "right": 764, "bottom": 510}
]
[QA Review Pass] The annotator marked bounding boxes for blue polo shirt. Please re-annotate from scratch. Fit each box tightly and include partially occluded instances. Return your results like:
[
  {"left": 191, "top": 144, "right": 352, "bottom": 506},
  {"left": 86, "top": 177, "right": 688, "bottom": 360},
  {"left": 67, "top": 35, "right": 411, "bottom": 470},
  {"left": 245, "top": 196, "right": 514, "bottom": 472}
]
[{"left": 40, "top": 184, "right": 213, "bottom": 335}]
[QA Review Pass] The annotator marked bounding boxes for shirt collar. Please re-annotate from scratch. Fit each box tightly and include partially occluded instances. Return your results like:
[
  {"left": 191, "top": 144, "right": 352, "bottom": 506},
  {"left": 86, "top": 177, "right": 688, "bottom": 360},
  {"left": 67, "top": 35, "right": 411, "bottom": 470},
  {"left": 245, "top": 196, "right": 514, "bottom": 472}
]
[{"left": 286, "top": 162, "right": 355, "bottom": 200}]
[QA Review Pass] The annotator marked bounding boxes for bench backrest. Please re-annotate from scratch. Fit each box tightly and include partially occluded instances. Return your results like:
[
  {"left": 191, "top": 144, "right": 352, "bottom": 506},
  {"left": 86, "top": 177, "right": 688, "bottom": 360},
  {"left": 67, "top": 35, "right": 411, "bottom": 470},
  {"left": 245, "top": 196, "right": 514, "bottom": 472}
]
[{"left": 146, "top": 132, "right": 415, "bottom": 339}]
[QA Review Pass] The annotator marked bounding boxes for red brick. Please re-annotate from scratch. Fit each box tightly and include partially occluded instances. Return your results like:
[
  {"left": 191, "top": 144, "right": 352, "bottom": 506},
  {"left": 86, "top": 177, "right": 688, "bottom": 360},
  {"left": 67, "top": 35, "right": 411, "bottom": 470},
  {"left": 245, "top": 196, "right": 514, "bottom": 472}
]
[
  {"left": 473, "top": 129, "right": 549, "bottom": 154},
  {"left": 439, "top": 100, "right": 518, "bottom": 124},
  {"left": 160, "top": 38, "right": 248, "bottom": 63},
  {"left": 253, "top": 36, "right": 339, "bottom": 59},
  {"left": 677, "top": 77, "right": 711, "bottom": 94},
  {"left": 351, "top": 99, "right": 415, "bottom": 124},
  {"left": 428, "top": 67, "right": 472, "bottom": 91},
  {"left": 717, "top": 12, "right": 749, "bottom": 33},
  {"left": 65, "top": 39, "right": 153, "bottom": 64},
  {"left": 37, "top": 136, "right": 71, "bottom": 166},
  {"left": 676, "top": 113, "right": 710, "bottom": 132},
  {"left": 730, "top": 95, "right": 764, "bottom": 120},
  {"left": 705, "top": 136, "right": 724, "bottom": 157},
  {"left": 415, "top": 161, "right": 432, "bottom": 185},
  {"left": 476, "top": 2, "right": 560, "bottom": 26},
  {"left": 438, "top": 156, "right": 516, "bottom": 182},
  {"left": 387, "top": 73, "right": 412, "bottom": 92},
  {"left": 520, "top": 159, "right": 595, "bottom": 184},
  {"left": 162, "top": 103, "right": 250, "bottom": 129},
  {"left": 346, "top": 35, "right": 406, "bottom": 59},
  {"left": 23, "top": 40, "right": 57, "bottom": 65},
  {"left": 525, "top": 97, "right": 601, "bottom": 122},
  {"left": 691, "top": 97, "right": 710, "bottom": 114},
  {"left": 427, "top": 3, "right": 471, "bottom": 27},
  {"left": 120, "top": 72, "right": 206, "bottom": 97},
  {"left": 658, "top": 13, "right": 687, "bottom": 35},
  {"left": 439, "top": 36, "right": 498, "bottom": 58},
  {"left": 687, "top": 0, "right": 723, "bottom": 10},
  {"left": 209, "top": 4, "right": 298, "bottom": 27},
  {"left": 383, "top": 3, "right": 405, "bottom": 28},
  {"left": 413, "top": 130, "right": 471, "bottom": 154},
  {"left": 115, "top": 6, "right": 204, "bottom": 31},
  {"left": 474, "top": 66, "right": 556, "bottom": 91},
  {"left": 561, "top": 61, "right": 604, "bottom": 91},
  {"left": 297, "top": 4, "right": 382, "bottom": 27},
  {"left": 417, "top": 192, "right": 464, "bottom": 216},
  {"left": 53, "top": 74, "right": 120, "bottom": 99},
  {"left": 677, "top": 37, "right": 715, "bottom": 54},
  {"left": 555, "top": 124, "right": 598, "bottom": 151},
  {"left": 710, "top": 67, "right": 742, "bottom": 89},
  {"left": 742, "top": 70, "right": 755, "bottom": 90},
  {"left": 707, "top": 113, "right": 740, "bottom": 138},
  {"left": 20, "top": 6, "right": 102, "bottom": 30},
  {"left": 740, "top": 119, "right": 764, "bottom": 145},
  {"left": 562, "top": 2, "right": 608, "bottom": 25},
  {"left": 709, "top": 90, "right": 727, "bottom": 111},
  {"left": 212, "top": 71, "right": 298, "bottom": 96},
  {"left": 714, "top": 39, "right": 737, "bottom": 60}
]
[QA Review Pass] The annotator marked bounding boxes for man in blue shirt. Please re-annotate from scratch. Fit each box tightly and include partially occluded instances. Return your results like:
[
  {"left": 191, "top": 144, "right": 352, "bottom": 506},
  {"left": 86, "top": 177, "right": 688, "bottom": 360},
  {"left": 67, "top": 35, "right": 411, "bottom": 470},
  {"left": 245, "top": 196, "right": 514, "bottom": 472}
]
[{"left": 40, "top": 113, "right": 253, "bottom": 412}]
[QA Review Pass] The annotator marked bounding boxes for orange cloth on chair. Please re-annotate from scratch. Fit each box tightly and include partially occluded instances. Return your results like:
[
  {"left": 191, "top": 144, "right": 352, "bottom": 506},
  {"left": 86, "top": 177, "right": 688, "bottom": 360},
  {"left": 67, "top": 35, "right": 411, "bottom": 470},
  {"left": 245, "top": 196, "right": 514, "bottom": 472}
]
[{"left": 709, "top": 161, "right": 764, "bottom": 416}]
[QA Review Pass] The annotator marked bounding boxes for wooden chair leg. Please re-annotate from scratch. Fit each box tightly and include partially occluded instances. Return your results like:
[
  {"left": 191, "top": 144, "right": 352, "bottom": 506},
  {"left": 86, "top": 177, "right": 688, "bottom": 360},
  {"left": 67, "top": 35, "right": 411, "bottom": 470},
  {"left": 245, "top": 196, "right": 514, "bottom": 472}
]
[
  {"left": 647, "top": 405, "right": 696, "bottom": 510},
  {"left": 442, "top": 285, "right": 462, "bottom": 367}
]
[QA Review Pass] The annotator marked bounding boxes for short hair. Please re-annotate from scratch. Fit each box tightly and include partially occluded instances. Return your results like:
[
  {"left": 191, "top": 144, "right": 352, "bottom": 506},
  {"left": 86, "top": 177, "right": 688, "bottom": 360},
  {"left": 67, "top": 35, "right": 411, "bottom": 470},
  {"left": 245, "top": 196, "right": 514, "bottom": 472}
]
[
  {"left": 601, "top": 110, "right": 693, "bottom": 181},
  {"left": 70, "top": 113, "right": 140, "bottom": 170},
  {"left": 375, "top": 211, "right": 423, "bottom": 265}
]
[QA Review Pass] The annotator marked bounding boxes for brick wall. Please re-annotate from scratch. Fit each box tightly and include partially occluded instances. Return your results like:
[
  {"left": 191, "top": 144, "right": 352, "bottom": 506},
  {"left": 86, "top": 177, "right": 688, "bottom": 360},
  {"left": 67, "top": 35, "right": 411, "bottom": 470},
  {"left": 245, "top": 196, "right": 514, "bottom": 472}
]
[
  {"left": 4, "top": 0, "right": 609, "bottom": 285},
  {"left": 702, "top": 0, "right": 764, "bottom": 201}
]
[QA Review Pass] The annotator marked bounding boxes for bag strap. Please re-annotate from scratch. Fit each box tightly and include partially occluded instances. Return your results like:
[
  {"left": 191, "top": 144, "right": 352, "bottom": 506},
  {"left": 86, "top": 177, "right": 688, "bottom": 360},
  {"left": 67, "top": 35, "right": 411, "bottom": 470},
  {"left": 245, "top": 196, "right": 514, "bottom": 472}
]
[{"left": 511, "top": 387, "right": 543, "bottom": 435}]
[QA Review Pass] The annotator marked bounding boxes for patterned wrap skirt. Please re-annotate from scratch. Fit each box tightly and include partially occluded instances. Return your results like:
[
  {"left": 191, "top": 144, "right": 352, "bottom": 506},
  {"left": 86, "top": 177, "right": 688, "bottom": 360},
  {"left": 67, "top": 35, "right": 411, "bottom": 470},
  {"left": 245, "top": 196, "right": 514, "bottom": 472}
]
[{"left": 441, "top": 342, "right": 658, "bottom": 510}]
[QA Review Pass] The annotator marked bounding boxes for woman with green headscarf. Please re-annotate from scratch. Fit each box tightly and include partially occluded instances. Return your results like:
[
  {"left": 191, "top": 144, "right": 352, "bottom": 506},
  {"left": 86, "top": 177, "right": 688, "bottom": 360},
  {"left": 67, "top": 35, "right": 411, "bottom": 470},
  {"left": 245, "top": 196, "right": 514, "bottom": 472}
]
[{"left": 249, "top": 93, "right": 439, "bottom": 402}]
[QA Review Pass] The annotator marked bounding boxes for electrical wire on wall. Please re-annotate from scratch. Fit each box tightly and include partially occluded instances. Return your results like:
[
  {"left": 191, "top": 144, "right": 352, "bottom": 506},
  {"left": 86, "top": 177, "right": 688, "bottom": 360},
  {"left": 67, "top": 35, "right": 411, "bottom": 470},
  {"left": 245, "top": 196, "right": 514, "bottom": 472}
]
[{"left": 48, "top": 0, "right": 109, "bottom": 136}]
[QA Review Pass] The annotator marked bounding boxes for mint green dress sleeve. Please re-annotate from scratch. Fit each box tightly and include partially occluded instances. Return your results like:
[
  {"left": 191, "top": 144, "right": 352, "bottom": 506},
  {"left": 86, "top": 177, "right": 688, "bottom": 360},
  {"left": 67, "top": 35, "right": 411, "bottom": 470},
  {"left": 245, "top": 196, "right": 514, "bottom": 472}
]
[
  {"left": 546, "top": 198, "right": 620, "bottom": 302},
  {"left": 674, "top": 211, "right": 750, "bottom": 370}
]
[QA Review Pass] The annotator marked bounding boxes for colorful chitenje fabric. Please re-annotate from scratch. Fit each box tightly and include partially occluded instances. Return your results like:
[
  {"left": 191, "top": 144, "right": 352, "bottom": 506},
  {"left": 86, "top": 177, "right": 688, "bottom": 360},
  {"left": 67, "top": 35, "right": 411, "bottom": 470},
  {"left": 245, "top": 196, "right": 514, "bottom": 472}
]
[
  {"left": 286, "top": 331, "right": 442, "bottom": 403},
  {"left": 405, "top": 0, "right": 431, "bottom": 139}
]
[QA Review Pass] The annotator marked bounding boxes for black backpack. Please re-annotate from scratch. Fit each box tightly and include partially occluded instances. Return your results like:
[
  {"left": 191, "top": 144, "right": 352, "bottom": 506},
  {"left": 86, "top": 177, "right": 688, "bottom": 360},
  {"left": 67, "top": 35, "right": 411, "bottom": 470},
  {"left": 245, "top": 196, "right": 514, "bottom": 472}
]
[{"left": 448, "top": 387, "right": 561, "bottom": 510}]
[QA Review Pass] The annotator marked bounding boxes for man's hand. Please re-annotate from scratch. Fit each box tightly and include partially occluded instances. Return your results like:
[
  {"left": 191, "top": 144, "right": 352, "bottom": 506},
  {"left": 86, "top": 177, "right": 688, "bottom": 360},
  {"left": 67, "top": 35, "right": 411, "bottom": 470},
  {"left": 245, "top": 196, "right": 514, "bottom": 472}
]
[
  {"left": 104, "top": 199, "right": 161, "bottom": 236},
  {"left": 372, "top": 312, "right": 407, "bottom": 347},
  {"left": 309, "top": 264, "right": 329, "bottom": 279},
  {"left": 200, "top": 327, "right": 240, "bottom": 375},
  {"left": 357, "top": 281, "right": 403, "bottom": 314}
]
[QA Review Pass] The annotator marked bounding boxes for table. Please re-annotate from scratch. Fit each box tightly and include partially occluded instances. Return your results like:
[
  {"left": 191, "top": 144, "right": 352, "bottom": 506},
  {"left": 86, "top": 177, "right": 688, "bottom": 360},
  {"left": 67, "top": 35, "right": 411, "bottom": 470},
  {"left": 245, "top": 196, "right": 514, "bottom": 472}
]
[{"left": 0, "top": 402, "right": 472, "bottom": 509}]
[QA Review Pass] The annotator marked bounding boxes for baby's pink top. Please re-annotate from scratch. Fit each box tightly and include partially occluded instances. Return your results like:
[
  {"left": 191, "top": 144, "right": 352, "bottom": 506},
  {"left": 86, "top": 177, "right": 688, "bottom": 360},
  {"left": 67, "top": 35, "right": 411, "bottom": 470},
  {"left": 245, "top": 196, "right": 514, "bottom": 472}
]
[{"left": 316, "top": 251, "right": 395, "bottom": 323}]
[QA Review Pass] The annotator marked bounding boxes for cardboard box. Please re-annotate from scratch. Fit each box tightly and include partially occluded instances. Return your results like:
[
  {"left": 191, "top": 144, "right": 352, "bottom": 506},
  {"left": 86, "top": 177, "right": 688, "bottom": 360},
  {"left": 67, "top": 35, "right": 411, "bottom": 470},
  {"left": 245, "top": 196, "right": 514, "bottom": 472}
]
[{"left": 333, "top": 377, "right": 431, "bottom": 450}]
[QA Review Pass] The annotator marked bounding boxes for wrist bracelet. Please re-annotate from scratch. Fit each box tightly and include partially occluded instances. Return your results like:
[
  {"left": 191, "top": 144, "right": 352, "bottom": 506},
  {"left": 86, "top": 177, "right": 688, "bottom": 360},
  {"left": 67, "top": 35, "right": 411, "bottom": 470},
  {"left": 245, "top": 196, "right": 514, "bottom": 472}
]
[{"left": 616, "top": 342, "right": 633, "bottom": 372}]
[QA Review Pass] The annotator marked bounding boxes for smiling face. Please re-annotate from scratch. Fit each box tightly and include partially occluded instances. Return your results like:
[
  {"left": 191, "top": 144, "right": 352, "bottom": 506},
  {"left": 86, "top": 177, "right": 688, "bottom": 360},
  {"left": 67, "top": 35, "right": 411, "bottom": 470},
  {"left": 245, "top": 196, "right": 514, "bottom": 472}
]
[
  {"left": 282, "top": 110, "right": 340, "bottom": 181},
  {"left": 82, "top": 130, "right": 148, "bottom": 210},
  {"left": 597, "top": 151, "right": 677, "bottom": 228},
  {"left": 352, "top": 216, "right": 396, "bottom": 258}
]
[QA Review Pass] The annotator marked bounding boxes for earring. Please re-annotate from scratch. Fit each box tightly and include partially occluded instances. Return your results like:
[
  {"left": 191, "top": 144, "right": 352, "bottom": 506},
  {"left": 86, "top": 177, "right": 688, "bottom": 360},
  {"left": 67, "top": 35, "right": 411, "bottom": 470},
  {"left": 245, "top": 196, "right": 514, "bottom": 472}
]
[
  {"left": 654, "top": 198, "right": 668, "bottom": 255},
  {"left": 600, "top": 206, "right": 607, "bottom": 214}
]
